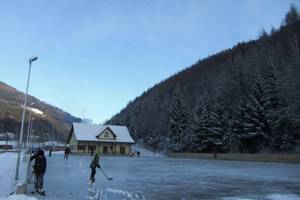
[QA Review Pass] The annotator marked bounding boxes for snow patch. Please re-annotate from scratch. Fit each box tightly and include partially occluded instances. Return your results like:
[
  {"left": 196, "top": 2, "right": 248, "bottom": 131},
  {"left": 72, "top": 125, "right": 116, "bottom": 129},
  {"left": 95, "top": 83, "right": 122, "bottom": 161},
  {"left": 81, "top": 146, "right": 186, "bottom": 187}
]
[
  {"left": 106, "top": 188, "right": 145, "bottom": 200},
  {"left": 106, "top": 188, "right": 127, "bottom": 195},
  {"left": 25, "top": 107, "right": 43, "bottom": 116}
]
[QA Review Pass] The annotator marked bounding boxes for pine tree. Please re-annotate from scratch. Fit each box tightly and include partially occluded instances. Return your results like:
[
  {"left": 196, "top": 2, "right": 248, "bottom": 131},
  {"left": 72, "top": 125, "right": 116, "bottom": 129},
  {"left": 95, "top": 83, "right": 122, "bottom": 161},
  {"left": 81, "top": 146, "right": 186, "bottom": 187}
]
[
  {"left": 236, "top": 74, "right": 271, "bottom": 153},
  {"left": 190, "top": 105, "right": 210, "bottom": 152},
  {"left": 263, "top": 62, "right": 295, "bottom": 151},
  {"left": 232, "top": 100, "right": 248, "bottom": 152},
  {"left": 234, "top": 97, "right": 266, "bottom": 153},
  {"left": 168, "top": 95, "right": 191, "bottom": 152},
  {"left": 284, "top": 5, "right": 300, "bottom": 25},
  {"left": 192, "top": 103, "right": 230, "bottom": 152}
]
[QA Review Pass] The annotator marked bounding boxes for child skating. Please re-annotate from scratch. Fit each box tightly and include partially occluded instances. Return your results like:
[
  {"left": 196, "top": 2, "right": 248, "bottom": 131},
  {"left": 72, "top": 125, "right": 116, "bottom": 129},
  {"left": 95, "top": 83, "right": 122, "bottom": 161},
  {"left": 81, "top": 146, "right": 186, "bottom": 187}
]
[
  {"left": 30, "top": 149, "right": 47, "bottom": 196},
  {"left": 89, "top": 153, "right": 101, "bottom": 182}
]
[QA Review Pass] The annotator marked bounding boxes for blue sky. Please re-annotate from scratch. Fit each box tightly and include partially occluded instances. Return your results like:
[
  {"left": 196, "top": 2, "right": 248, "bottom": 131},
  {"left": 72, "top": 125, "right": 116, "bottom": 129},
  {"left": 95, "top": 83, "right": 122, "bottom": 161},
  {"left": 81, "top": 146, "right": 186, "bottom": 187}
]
[{"left": 0, "top": 0, "right": 299, "bottom": 123}]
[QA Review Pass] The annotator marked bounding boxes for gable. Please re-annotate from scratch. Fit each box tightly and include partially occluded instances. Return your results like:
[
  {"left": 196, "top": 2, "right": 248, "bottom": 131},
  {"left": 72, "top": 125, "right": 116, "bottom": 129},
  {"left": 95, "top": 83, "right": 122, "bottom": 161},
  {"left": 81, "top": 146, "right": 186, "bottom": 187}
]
[{"left": 97, "top": 127, "right": 116, "bottom": 140}]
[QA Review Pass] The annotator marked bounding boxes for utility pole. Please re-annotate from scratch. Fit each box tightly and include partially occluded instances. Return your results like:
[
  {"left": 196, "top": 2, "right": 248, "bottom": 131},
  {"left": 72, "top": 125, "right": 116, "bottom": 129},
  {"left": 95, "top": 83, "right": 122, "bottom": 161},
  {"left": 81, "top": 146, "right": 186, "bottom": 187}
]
[{"left": 15, "top": 56, "right": 38, "bottom": 180}]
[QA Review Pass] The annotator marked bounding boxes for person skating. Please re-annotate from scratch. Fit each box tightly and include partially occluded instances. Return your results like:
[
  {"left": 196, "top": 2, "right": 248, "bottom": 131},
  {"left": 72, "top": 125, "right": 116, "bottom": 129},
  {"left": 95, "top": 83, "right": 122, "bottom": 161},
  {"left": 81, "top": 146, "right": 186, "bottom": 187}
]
[
  {"left": 49, "top": 146, "right": 53, "bottom": 157},
  {"left": 64, "top": 146, "right": 71, "bottom": 160},
  {"left": 90, "top": 153, "right": 101, "bottom": 182},
  {"left": 30, "top": 149, "right": 47, "bottom": 196},
  {"left": 90, "top": 147, "right": 94, "bottom": 157}
]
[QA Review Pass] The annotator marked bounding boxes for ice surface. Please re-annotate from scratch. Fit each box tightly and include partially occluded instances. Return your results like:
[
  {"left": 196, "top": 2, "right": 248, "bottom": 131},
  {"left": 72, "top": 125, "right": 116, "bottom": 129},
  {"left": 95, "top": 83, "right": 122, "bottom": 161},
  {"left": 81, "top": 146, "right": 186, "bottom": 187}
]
[
  {"left": 1, "top": 152, "right": 300, "bottom": 200},
  {"left": 43, "top": 154, "right": 300, "bottom": 200},
  {"left": 0, "top": 194, "right": 38, "bottom": 200},
  {"left": 223, "top": 193, "right": 300, "bottom": 200}
]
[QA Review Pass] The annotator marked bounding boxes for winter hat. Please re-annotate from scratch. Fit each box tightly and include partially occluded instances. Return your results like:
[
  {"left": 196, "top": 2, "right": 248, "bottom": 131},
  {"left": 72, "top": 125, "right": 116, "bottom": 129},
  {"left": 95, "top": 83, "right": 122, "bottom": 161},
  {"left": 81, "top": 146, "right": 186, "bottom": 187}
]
[{"left": 38, "top": 149, "right": 44, "bottom": 156}]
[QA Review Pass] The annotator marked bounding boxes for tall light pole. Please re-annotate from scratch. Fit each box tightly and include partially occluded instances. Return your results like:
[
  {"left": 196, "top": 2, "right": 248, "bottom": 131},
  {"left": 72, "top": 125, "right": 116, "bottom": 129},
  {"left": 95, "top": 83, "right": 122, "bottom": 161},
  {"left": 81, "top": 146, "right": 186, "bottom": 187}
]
[{"left": 15, "top": 56, "right": 38, "bottom": 180}]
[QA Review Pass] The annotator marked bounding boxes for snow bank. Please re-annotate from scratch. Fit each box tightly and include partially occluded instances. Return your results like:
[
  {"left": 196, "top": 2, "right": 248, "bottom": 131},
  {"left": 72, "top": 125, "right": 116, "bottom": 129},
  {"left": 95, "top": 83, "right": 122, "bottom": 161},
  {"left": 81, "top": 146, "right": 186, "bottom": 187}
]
[
  {"left": 0, "top": 152, "right": 29, "bottom": 199},
  {"left": 0, "top": 194, "right": 38, "bottom": 200},
  {"left": 0, "top": 153, "right": 17, "bottom": 197}
]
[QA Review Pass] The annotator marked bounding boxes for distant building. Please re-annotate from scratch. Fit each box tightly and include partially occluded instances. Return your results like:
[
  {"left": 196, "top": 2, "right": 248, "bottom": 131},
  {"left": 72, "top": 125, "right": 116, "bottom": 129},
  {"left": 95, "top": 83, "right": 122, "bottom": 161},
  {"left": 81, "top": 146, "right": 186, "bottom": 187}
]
[{"left": 67, "top": 123, "right": 135, "bottom": 155}]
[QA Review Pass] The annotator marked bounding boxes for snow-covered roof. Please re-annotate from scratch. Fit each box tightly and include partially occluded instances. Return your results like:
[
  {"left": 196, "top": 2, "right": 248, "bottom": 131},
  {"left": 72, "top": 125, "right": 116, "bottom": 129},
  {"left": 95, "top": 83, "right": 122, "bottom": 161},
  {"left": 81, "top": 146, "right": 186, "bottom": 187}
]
[{"left": 71, "top": 123, "right": 135, "bottom": 144}]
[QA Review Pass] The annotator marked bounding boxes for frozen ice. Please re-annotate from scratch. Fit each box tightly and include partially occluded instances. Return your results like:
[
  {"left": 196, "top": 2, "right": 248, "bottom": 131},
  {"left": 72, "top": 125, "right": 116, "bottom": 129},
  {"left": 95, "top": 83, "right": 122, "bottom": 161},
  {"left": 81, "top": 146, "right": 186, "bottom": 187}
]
[{"left": 1, "top": 152, "right": 300, "bottom": 200}]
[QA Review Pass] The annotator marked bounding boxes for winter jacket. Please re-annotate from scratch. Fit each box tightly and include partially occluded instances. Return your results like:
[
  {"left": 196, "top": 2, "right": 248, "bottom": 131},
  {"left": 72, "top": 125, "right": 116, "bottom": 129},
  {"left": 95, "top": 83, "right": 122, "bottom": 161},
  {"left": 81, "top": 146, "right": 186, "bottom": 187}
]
[
  {"left": 90, "top": 154, "right": 100, "bottom": 169},
  {"left": 30, "top": 150, "right": 47, "bottom": 175},
  {"left": 65, "top": 147, "right": 71, "bottom": 154}
]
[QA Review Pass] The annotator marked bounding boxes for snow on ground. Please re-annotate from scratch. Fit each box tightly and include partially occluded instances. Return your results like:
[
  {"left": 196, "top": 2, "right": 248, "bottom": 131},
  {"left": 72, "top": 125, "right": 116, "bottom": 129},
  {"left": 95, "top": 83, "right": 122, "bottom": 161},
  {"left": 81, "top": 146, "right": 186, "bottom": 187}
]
[
  {"left": 131, "top": 144, "right": 165, "bottom": 157},
  {"left": 0, "top": 152, "right": 17, "bottom": 197},
  {"left": 0, "top": 152, "right": 38, "bottom": 200}
]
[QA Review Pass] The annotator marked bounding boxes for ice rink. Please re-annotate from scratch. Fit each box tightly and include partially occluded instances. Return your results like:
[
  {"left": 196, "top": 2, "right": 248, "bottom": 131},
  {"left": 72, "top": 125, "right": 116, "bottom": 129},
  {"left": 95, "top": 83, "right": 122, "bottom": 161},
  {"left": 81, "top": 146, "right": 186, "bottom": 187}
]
[{"left": 40, "top": 153, "right": 300, "bottom": 200}]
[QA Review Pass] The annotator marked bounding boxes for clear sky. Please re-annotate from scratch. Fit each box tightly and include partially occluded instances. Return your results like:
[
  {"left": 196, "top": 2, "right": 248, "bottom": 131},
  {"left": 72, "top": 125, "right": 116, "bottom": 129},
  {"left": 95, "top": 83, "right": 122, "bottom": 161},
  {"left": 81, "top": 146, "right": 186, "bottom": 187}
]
[{"left": 0, "top": 0, "right": 299, "bottom": 123}]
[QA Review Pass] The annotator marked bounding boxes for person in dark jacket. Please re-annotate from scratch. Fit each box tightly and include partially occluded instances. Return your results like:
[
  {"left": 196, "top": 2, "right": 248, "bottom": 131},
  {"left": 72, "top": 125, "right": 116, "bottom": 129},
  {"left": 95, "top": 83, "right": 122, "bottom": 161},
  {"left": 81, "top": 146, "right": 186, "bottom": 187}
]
[
  {"left": 30, "top": 149, "right": 47, "bottom": 195},
  {"left": 90, "top": 153, "right": 100, "bottom": 182},
  {"left": 64, "top": 146, "right": 71, "bottom": 160},
  {"left": 49, "top": 146, "right": 53, "bottom": 157},
  {"left": 90, "top": 147, "right": 94, "bottom": 157}
]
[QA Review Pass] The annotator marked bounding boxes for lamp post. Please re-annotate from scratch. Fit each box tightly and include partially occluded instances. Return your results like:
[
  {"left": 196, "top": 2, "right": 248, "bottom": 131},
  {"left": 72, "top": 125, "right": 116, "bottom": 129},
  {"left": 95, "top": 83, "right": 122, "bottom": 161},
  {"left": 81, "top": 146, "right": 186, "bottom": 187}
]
[{"left": 15, "top": 56, "right": 38, "bottom": 180}]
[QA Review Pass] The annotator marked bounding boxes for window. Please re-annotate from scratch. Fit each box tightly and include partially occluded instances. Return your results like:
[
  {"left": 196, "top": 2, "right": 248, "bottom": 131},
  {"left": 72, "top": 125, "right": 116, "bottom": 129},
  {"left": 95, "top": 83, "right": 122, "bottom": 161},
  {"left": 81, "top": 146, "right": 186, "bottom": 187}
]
[{"left": 104, "top": 132, "right": 109, "bottom": 138}]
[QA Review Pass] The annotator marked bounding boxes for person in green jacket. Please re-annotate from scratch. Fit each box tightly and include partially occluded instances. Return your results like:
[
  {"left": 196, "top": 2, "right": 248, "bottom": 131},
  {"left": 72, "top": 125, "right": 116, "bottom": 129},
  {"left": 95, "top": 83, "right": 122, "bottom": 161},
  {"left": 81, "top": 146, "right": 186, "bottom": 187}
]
[{"left": 90, "top": 153, "right": 101, "bottom": 182}]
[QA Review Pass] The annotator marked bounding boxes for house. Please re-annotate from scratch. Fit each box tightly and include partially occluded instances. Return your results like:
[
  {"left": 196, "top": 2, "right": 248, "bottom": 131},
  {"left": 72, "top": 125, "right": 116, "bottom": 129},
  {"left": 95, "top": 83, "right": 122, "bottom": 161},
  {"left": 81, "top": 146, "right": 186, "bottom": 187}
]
[{"left": 67, "top": 123, "right": 135, "bottom": 155}]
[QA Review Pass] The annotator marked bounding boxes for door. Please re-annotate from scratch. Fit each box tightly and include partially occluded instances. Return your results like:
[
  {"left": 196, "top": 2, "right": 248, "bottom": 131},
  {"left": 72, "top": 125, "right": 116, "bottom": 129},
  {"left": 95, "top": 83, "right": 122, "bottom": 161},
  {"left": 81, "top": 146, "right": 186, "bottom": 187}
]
[
  {"left": 120, "top": 146, "right": 126, "bottom": 154},
  {"left": 103, "top": 146, "right": 108, "bottom": 154}
]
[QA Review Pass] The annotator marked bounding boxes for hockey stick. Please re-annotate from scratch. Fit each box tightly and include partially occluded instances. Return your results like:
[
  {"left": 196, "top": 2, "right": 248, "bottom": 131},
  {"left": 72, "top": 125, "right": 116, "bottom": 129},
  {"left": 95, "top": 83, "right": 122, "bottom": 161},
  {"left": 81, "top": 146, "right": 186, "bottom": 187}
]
[{"left": 99, "top": 167, "right": 113, "bottom": 181}]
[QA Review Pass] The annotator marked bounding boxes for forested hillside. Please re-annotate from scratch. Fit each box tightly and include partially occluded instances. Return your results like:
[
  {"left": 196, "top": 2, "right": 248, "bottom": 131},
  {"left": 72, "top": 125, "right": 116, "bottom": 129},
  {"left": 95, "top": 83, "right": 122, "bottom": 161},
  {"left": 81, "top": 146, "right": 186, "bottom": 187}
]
[
  {"left": 0, "top": 81, "right": 81, "bottom": 142},
  {"left": 107, "top": 6, "right": 300, "bottom": 153}
]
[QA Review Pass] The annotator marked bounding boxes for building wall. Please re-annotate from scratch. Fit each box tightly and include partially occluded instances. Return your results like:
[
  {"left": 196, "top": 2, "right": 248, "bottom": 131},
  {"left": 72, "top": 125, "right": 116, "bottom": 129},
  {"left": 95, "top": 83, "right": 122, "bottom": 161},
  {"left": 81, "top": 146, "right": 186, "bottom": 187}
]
[
  {"left": 75, "top": 141, "right": 132, "bottom": 155},
  {"left": 69, "top": 133, "right": 78, "bottom": 150}
]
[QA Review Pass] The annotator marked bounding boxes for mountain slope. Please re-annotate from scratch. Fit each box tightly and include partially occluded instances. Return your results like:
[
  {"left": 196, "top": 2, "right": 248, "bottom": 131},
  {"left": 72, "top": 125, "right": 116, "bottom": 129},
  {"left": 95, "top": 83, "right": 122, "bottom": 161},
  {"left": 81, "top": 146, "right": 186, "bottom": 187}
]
[
  {"left": 107, "top": 7, "right": 300, "bottom": 153},
  {"left": 0, "top": 81, "right": 81, "bottom": 142}
]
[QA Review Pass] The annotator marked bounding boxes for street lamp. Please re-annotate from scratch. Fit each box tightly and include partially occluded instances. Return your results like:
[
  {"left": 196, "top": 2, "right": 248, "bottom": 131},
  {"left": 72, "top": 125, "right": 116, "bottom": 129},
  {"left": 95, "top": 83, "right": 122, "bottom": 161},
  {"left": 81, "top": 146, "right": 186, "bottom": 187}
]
[{"left": 15, "top": 56, "right": 38, "bottom": 180}]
